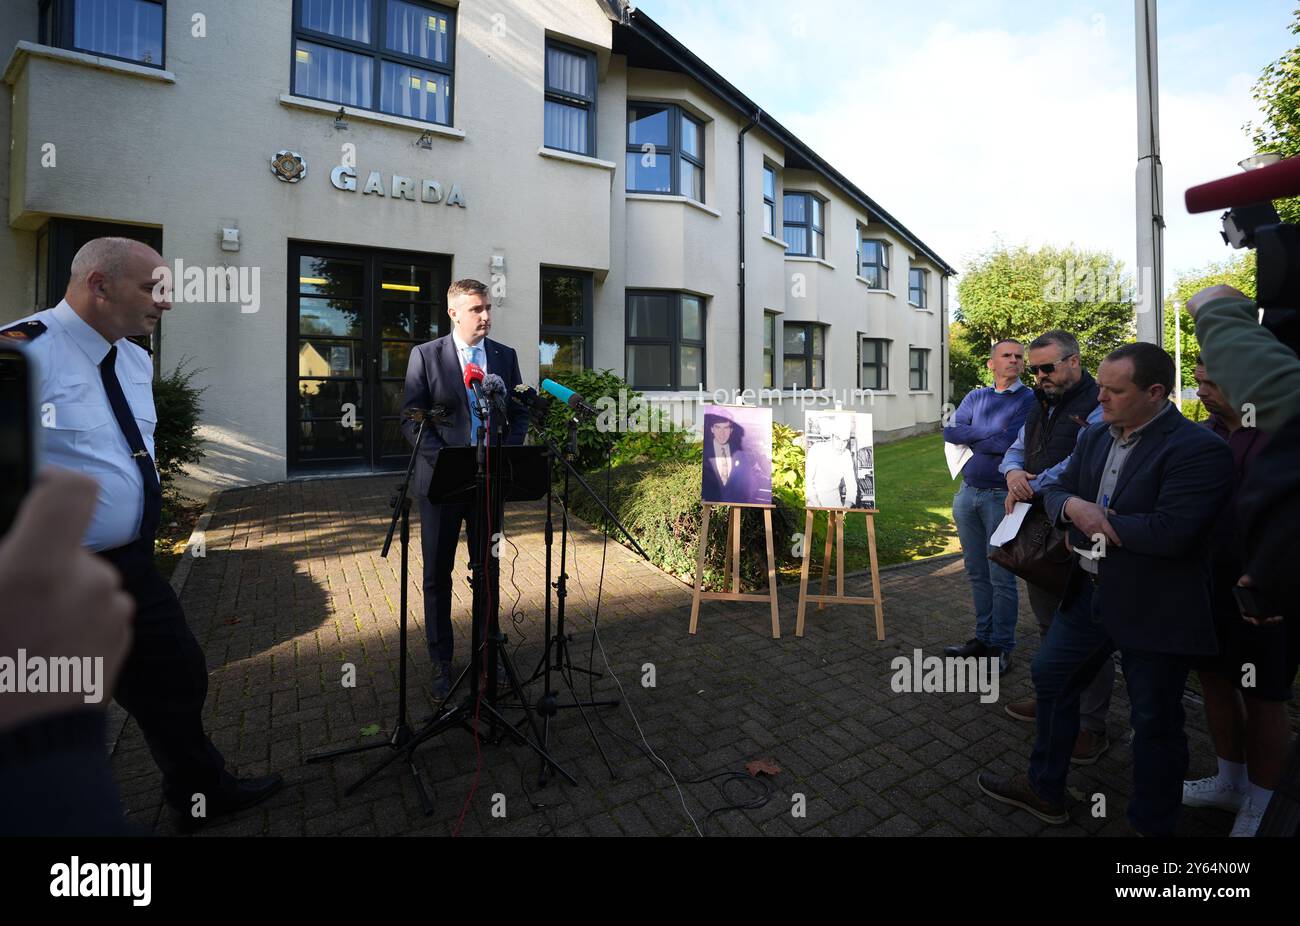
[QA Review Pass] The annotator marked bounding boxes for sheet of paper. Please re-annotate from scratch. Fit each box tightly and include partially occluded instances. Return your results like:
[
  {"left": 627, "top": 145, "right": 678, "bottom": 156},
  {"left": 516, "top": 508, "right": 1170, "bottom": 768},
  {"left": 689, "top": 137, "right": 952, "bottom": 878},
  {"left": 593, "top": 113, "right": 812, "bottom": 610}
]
[
  {"left": 989, "top": 502, "right": 1032, "bottom": 547},
  {"left": 944, "top": 442, "right": 973, "bottom": 480}
]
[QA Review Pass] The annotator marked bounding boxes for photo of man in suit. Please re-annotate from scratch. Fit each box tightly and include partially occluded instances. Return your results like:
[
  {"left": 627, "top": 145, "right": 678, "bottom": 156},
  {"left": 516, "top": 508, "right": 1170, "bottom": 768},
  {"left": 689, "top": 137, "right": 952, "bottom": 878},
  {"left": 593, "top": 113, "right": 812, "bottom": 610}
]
[
  {"left": 400, "top": 279, "right": 529, "bottom": 700},
  {"left": 701, "top": 410, "right": 771, "bottom": 505}
]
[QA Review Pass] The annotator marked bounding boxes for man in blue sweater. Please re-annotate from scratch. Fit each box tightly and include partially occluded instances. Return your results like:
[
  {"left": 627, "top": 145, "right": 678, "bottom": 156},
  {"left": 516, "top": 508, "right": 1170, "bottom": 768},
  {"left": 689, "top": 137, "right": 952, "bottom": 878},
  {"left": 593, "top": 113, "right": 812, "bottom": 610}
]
[{"left": 942, "top": 339, "right": 1036, "bottom": 672}]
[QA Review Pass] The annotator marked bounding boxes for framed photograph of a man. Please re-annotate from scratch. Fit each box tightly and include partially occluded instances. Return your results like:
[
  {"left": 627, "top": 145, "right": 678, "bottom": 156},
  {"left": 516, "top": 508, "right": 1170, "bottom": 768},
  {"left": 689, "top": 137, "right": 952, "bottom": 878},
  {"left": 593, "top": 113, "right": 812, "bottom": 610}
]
[
  {"left": 804, "top": 411, "right": 876, "bottom": 509},
  {"left": 701, "top": 405, "right": 773, "bottom": 506}
]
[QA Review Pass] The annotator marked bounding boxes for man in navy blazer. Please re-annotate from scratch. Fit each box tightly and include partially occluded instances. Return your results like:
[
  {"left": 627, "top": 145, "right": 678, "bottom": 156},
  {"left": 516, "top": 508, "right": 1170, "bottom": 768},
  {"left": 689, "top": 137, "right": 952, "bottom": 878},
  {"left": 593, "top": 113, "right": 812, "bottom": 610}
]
[
  {"left": 400, "top": 278, "right": 529, "bottom": 699},
  {"left": 978, "top": 343, "right": 1233, "bottom": 836}
]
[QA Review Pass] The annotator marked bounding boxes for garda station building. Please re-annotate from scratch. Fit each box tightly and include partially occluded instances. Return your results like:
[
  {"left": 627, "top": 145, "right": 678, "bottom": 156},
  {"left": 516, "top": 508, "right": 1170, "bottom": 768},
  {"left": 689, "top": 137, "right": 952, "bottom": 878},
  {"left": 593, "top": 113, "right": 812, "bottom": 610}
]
[{"left": 1, "top": 0, "right": 953, "bottom": 490}]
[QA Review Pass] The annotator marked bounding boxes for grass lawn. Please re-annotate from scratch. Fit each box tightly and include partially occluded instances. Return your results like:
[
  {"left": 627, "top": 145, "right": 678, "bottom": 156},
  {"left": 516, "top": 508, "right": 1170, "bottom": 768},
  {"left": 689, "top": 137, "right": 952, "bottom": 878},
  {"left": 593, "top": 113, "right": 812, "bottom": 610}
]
[{"left": 789, "top": 431, "right": 960, "bottom": 580}]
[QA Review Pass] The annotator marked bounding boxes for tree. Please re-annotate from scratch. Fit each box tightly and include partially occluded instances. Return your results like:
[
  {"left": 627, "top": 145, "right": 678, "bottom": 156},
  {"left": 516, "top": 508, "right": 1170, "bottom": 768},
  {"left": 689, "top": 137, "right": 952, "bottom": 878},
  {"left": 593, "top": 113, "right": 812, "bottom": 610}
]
[
  {"left": 1163, "top": 252, "right": 1257, "bottom": 392},
  {"left": 955, "top": 244, "right": 1136, "bottom": 375},
  {"left": 1246, "top": 9, "right": 1300, "bottom": 223},
  {"left": 947, "top": 321, "right": 987, "bottom": 402}
]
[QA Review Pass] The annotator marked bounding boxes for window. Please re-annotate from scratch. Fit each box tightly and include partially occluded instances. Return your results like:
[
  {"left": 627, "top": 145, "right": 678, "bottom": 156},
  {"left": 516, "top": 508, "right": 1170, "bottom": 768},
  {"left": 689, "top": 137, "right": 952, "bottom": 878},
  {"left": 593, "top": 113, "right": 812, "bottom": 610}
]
[
  {"left": 783, "top": 192, "right": 824, "bottom": 258},
  {"left": 763, "top": 312, "right": 778, "bottom": 388},
  {"left": 762, "top": 165, "right": 777, "bottom": 237},
  {"left": 859, "top": 233, "right": 889, "bottom": 289},
  {"left": 544, "top": 41, "right": 595, "bottom": 156},
  {"left": 539, "top": 269, "right": 592, "bottom": 381},
  {"left": 860, "top": 337, "right": 889, "bottom": 391},
  {"left": 626, "top": 104, "right": 705, "bottom": 202},
  {"left": 625, "top": 292, "right": 705, "bottom": 390},
  {"left": 292, "top": 0, "right": 455, "bottom": 127},
  {"left": 909, "top": 266, "right": 928, "bottom": 308},
  {"left": 783, "top": 322, "right": 825, "bottom": 390},
  {"left": 910, "top": 348, "right": 930, "bottom": 391},
  {"left": 40, "top": 0, "right": 165, "bottom": 67}
]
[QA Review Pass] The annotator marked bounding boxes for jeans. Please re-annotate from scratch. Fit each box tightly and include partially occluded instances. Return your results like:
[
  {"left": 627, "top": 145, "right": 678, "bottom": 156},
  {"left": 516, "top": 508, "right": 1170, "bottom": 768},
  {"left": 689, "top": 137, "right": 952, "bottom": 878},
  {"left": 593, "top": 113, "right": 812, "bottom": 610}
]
[
  {"left": 1026, "top": 580, "right": 1115, "bottom": 732},
  {"left": 953, "top": 484, "right": 1019, "bottom": 653},
  {"left": 1028, "top": 577, "right": 1192, "bottom": 835}
]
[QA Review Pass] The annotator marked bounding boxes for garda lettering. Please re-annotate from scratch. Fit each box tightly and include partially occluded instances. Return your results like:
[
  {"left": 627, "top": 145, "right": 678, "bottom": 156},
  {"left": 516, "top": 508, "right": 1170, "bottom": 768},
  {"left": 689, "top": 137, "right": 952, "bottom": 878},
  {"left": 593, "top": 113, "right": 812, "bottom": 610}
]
[{"left": 330, "top": 165, "right": 466, "bottom": 208}]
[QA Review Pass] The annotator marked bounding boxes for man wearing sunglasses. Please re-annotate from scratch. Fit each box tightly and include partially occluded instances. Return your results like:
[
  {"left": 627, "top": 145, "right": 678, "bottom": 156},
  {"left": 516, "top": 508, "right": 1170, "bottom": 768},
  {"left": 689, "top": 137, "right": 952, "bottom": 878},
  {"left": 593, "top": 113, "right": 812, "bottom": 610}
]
[{"left": 998, "top": 331, "right": 1109, "bottom": 765}]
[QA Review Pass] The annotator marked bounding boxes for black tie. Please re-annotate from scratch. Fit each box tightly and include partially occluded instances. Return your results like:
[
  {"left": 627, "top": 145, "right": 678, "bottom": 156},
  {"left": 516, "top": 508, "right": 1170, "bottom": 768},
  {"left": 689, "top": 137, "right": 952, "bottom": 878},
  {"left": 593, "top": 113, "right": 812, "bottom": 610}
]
[{"left": 100, "top": 345, "right": 162, "bottom": 542}]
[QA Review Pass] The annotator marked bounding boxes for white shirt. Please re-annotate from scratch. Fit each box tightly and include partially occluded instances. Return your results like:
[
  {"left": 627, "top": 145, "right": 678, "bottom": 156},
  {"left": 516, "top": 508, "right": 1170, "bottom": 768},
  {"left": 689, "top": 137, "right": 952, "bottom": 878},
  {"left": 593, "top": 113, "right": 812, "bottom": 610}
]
[
  {"left": 711, "top": 441, "right": 733, "bottom": 483},
  {"left": 10, "top": 300, "right": 157, "bottom": 551},
  {"left": 806, "top": 441, "right": 859, "bottom": 508},
  {"left": 450, "top": 329, "right": 488, "bottom": 379}
]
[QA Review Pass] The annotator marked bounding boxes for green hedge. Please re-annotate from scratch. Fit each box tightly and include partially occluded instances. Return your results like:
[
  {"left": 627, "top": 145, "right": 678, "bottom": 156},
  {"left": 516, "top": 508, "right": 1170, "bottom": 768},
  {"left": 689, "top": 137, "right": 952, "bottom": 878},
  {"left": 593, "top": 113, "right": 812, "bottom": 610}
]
[{"left": 151, "top": 358, "right": 205, "bottom": 498}]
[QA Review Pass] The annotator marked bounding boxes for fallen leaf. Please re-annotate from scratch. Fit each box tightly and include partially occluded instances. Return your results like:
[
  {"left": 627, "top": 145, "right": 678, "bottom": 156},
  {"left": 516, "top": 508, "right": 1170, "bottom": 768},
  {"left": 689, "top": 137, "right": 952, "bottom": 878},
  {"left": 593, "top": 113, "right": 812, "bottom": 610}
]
[
  {"left": 359, "top": 723, "right": 381, "bottom": 737},
  {"left": 746, "top": 756, "right": 782, "bottom": 777}
]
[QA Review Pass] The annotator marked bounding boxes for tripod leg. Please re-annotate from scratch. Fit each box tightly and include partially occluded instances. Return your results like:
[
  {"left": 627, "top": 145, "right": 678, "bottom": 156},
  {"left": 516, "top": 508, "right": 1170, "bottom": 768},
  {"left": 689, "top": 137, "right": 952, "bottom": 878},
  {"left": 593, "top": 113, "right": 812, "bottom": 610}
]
[
  {"left": 558, "top": 663, "right": 616, "bottom": 779},
  {"left": 479, "top": 700, "right": 578, "bottom": 786}
]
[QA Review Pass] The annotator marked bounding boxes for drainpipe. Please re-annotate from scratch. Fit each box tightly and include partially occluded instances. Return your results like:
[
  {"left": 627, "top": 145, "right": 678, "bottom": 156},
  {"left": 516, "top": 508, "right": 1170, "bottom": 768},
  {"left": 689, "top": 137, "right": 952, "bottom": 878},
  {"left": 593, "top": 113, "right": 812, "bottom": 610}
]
[{"left": 738, "top": 110, "right": 760, "bottom": 395}]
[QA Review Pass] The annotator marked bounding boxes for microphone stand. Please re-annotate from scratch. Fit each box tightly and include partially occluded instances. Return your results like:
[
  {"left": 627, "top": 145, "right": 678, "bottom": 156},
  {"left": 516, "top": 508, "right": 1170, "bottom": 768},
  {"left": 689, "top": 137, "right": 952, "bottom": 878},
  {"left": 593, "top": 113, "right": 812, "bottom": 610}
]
[
  {"left": 523, "top": 400, "right": 652, "bottom": 786},
  {"left": 307, "top": 411, "right": 436, "bottom": 807}
]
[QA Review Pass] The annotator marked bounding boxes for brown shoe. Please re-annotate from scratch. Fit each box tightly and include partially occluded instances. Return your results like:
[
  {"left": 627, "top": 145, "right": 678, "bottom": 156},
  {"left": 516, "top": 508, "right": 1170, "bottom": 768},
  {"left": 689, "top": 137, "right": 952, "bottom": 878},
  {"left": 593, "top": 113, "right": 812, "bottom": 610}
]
[
  {"left": 977, "top": 771, "right": 1068, "bottom": 824},
  {"left": 1070, "top": 729, "right": 1110, "bottom": 766},
  {"left": 1004, "top": 698, "right": 1036, "bottom": 722}
]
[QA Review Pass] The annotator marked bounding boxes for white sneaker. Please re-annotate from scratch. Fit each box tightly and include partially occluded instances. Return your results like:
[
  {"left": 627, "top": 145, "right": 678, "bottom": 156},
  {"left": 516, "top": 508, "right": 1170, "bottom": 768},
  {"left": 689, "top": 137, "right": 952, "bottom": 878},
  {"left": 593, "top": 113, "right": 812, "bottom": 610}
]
[
  {"left": 1229, "top": 797, "right": 1266, "bottom": 837},
  {"left": 1182, "top": 776, "right": 1246, "bottom": 812}
]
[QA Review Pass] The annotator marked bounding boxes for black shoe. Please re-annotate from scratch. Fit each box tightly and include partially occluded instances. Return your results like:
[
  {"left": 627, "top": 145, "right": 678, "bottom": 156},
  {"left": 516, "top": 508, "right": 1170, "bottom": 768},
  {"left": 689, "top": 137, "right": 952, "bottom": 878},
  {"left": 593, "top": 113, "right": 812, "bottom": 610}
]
[
  {"left": 987, "top": 647, "right": 1013, "bottom": 675},
  {"left": 944, "top": 638, "right": 988, "bottom": 658},
  {"left": 173, "top": 773, "right": 283, "bottom": 832},
  {"left": 432, "top": 660, "right": 453, "bottom": 701}
]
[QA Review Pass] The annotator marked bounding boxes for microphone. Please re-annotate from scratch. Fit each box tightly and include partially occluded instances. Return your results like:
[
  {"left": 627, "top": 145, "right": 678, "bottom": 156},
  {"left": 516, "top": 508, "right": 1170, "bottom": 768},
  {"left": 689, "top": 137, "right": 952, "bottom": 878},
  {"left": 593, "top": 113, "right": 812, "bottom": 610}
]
[
  {"left": 1186, "top": 154, "right": 1300, "bottom": 213},
  {"left": 403, "top": 405, "right": 449, "bottom": 424},
  {"left": 480, "top": 373, "right": 509, "bottom": 414},
  {"left": 464, "top": 361, "right": 487, "bottom": 418},
  {"left": 541, "top": 378, "right": 599, "bottom": 416},
  {"left": 511, "top": 382, "right": 549, "bottom": 410}
]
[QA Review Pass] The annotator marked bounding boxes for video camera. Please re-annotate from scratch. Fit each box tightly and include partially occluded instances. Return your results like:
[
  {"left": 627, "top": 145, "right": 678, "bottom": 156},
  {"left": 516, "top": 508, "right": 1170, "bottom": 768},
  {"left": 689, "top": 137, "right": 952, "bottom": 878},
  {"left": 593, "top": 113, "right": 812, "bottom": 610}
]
[{"left": 1186, "top": 154, "right": 1300, "bottom": 354}]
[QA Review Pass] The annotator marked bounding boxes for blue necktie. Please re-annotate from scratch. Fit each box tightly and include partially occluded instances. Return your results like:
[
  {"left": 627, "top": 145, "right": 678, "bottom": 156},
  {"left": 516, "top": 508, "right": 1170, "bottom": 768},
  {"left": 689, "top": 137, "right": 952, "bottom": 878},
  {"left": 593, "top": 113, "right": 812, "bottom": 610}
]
[
  {"left": 100, "top": 345, "right": 162, "bottom": 541},
  {"left": 465, "top": 345, "right": 483, "bottom": 442}
]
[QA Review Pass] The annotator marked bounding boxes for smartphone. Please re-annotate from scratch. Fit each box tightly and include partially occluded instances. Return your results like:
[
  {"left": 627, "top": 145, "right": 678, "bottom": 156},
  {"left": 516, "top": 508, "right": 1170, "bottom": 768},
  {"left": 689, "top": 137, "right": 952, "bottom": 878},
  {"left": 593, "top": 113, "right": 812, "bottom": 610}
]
[
  {"left": 1233, "top": 584, "right": 1283, "bottom": 618},
  {"left": 0, "top": 345, "right": 35, "bottom": 537}
]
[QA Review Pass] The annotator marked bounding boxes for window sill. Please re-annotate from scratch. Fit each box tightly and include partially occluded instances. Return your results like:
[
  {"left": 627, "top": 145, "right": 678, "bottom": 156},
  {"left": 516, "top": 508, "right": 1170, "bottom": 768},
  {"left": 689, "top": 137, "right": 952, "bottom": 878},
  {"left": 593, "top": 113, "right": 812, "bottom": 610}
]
[
  {"left": 278, "top": 94, "right": 466, "bottom": 138},
  {"left": 908, "top": 391, "right": 934, "bottom": 396},
  {"left": 625, "top": 192, "right": 721, "bottom": 218},
  {"left": 762, "top": 233, "right": 789, "bottom": 250},
  {"left": 857, "top": 278, "right": 895, "bottom": 295},
  {"left": 538, "top": 147, "right": 617, "bottom": 171},
  {"left": 785, "top": 255, "right": 836, "bottom": 271},
  {"left": 4, "top": 40, "right": 175, "bottom": 85}
]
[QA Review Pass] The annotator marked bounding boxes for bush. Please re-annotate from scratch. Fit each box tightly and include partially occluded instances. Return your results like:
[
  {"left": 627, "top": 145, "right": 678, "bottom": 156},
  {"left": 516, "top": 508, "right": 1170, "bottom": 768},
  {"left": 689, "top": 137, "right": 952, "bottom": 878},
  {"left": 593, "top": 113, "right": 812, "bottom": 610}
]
[
  {"left": 534, "top": 368, "right": 695, "bottom": 472},
  {"left": 568, "top": 458, "right": 799, "bottom": 591},
  {"left": 152, "top": 358, "right": 205, "bottom": 496},
  {"left": 1180, "top": 398, "right": 1209, "bottom": 423}
]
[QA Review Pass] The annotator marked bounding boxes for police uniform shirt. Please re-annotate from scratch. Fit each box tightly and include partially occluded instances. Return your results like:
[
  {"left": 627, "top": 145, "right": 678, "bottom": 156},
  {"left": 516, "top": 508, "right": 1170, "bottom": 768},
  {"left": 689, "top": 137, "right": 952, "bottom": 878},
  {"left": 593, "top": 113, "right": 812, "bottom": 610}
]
[{"left": 5, "top": 300, "right": 157, "bottom": 551}]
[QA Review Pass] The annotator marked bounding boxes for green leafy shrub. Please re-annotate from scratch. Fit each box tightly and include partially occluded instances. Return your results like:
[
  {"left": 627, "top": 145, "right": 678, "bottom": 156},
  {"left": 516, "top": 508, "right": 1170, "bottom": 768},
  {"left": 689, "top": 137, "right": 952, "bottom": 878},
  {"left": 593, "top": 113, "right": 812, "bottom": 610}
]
[
  {"left": 151, "top": 358, "right": 205, "bottom": 495},
  {"left": 1180, "top": 399, "right": 1209, "bottom": 423},
  {"left": 568, "top": 457, "right": 799, "bottom": 591}
]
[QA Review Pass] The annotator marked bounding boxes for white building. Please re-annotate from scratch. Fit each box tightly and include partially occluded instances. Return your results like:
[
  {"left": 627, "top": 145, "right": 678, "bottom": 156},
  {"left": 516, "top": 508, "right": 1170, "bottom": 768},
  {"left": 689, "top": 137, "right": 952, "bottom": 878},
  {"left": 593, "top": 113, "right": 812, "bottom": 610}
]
[{"left": 1, "top": 0, "right": 953, "bottom": 490}]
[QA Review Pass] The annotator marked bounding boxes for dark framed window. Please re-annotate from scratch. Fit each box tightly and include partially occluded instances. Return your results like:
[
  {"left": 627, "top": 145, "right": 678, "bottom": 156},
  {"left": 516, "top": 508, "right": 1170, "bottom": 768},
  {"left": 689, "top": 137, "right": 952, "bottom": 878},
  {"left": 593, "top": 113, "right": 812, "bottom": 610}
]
[
  {"left": 292, "top": 0, "right": 455, "bottom": 127},
  {"left": 909, "top": 266, "right": 928, "bottom": 308},
  {"left": 40, "top": 0, "right": 166, "bottom": 68},
  {"left": 763, "top": 312, "right": 778, "bottom": 388},
  {"left": 625, "top": 291, "right": 705, "bottom": 390},
  {"left": 783, "top": 192, "right": 824, "bottom": 258},
  {"left": 625, "top": 103, "right": 705, "bottom": 202},
  {"left": 783, "top": 322, "right": 825, "bottom": 390},
  {"left": 910, "top": 348, "right": 930, "bottom": 391},
  {"left": 544, "top": 40, "right": 596, "bottom": 156},
  {"left": 860, "top": 337, "right": 889, "bottom": 391},
  {"left": 762, "top": 164, "right": 777, "bottom": 237},
  {"left": 539, "top": 269, "right": 593, "bottom": 381},
  {"left": 859, "top": 233, "right": 889, "bottom": 289}
]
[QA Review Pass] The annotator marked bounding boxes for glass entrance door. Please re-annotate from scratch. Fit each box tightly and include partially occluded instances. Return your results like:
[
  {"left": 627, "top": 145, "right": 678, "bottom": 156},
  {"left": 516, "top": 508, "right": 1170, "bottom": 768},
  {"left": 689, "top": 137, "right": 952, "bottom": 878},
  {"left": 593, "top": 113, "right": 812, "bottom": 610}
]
[{"left": 289, "top": 243, "right": 449, "bottom": 472}]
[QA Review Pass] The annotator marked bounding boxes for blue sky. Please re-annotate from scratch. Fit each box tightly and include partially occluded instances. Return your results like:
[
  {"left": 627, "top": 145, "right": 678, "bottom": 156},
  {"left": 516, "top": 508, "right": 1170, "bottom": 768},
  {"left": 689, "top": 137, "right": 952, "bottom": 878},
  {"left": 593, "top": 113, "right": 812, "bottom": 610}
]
[{"left": 633, "top": 0, "right": 1296, "bottom": 287}]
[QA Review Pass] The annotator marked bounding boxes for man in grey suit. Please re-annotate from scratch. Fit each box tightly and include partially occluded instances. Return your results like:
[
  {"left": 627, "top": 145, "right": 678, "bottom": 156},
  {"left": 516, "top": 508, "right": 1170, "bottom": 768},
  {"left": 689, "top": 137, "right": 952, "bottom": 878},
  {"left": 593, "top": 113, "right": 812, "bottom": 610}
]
[{"left": 400, "top": 279, "right": 529, "bottom": 699}]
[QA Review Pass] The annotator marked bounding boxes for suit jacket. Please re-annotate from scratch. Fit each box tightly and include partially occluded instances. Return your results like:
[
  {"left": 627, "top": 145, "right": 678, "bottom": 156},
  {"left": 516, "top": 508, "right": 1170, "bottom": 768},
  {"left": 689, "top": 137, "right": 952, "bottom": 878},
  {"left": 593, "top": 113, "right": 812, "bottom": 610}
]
[
  {"left": 1043, "top": 406, "right": 1233, "bottom": 656},
  {"left": 703, "top": 447, "right": 758, "bottom": 504},
  {"left": 400, "top": 334, "right": 529, "bottom": 497}
]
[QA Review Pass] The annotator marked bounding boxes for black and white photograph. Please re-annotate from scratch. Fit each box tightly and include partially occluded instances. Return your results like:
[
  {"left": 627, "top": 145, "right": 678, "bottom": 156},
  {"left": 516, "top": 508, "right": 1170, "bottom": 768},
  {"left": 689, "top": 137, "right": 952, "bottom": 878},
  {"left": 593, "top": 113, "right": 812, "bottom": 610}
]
[{"left": 804, "top": 411, "right": 875, "bottom": 510}]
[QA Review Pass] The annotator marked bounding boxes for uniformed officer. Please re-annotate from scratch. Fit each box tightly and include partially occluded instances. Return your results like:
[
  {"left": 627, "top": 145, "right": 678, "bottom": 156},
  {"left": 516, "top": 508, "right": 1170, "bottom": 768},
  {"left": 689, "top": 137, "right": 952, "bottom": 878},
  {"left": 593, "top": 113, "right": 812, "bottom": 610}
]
[{"left": 3, "top": 236, "right": 281, "bottom": 831}]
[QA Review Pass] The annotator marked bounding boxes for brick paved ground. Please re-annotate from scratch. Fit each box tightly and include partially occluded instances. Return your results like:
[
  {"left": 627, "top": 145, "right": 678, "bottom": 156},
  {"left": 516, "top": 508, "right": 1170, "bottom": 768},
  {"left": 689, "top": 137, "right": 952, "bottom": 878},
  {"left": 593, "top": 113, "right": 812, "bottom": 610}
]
[{"left": 109, "top": 475, "right": 1298, "bottom": 837}]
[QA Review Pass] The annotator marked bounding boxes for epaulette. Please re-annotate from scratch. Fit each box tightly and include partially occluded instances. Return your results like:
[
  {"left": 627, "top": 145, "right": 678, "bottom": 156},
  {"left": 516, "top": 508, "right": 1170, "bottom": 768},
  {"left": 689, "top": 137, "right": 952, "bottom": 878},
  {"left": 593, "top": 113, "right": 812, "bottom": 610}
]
[
  {"left": 0, "top": 319, "right": 47, "bottom": 343},
  {"left": 126, "top": 334, "right": 153, "bottom": 356}
]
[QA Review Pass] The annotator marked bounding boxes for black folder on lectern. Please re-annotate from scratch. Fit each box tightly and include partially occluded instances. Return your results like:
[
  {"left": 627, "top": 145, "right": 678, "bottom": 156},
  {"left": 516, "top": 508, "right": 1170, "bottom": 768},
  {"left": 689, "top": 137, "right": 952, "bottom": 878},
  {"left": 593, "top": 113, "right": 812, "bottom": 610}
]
[{"left": 424, "top": 446, "right": 549, "bottom": 506}]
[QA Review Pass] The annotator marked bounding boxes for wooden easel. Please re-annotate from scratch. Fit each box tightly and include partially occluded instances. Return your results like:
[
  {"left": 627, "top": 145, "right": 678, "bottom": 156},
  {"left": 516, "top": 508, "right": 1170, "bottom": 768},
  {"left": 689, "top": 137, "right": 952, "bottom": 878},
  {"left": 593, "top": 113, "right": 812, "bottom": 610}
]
[
  {"left": 795, "top": 508, "right": 885, "bottom": 640},
  {"left": 688, "top": 504, "right": 781, "bottom": 639}
]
